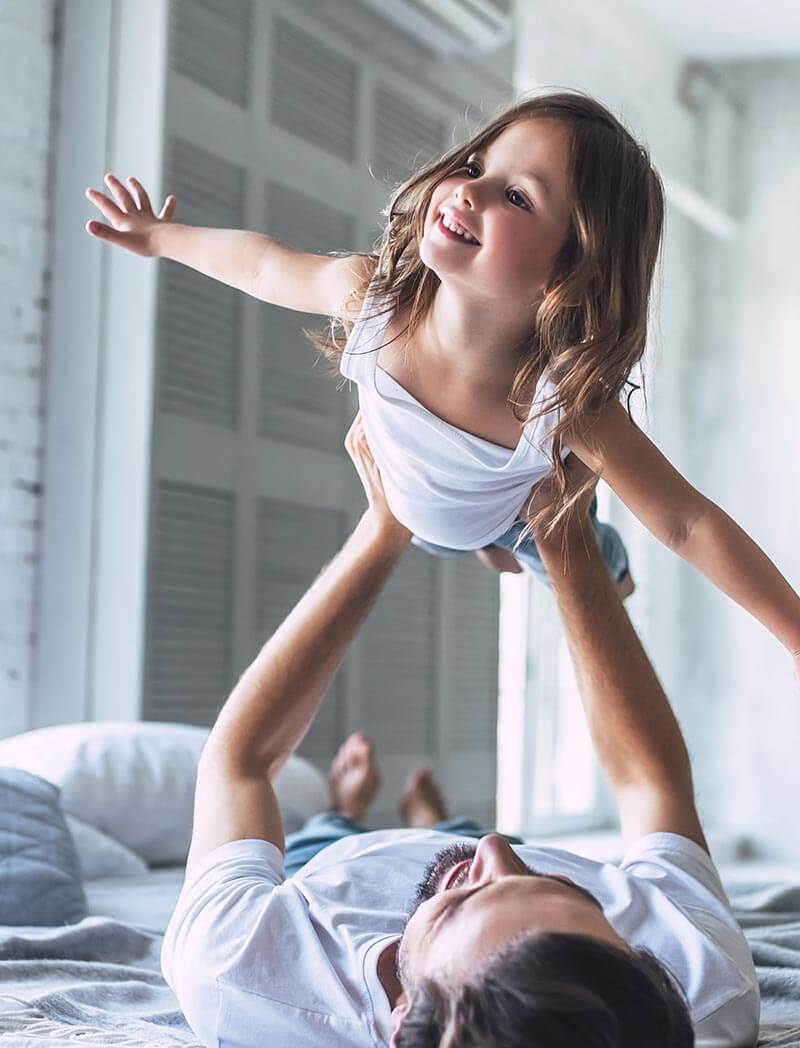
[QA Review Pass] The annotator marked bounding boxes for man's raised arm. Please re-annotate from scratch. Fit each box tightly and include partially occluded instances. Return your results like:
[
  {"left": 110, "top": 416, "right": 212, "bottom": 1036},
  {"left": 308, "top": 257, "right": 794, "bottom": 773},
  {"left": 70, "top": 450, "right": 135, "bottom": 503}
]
[
  {"left": 186, "top": 418, "right": 411, "bottom": 873},
  {"left": 531, "top": 461, "right": 709, "bottom": 854}
]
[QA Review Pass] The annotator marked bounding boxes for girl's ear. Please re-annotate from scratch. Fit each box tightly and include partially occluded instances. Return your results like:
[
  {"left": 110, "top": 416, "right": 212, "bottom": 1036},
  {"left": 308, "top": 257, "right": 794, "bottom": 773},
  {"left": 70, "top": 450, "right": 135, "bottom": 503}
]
[{"left": 390, "top": 993, "right": 411, "bottom": 1044}]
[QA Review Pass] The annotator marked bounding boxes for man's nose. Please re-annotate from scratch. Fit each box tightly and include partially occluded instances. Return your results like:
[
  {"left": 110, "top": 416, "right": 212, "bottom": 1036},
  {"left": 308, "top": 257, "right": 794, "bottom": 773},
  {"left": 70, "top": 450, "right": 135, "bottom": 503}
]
[{"left": 469, "top": 833, "right": 524, "bottom": 881}]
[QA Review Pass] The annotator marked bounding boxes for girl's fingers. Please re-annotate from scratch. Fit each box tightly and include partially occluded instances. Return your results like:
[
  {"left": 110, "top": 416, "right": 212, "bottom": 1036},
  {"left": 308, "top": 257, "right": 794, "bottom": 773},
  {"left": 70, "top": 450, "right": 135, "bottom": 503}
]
[
  {"left": 158, "top": 194, "right": 177, "bottom": 221},
  {"left": 127, "top": 177, "right": 152, "bottom": 214},
  {"left": 85, "top": 219, "right": 124, "bottom": 244},
  {"left": 85, "top": 187, "right": 125, "bottom": 225},
  {"left": 103, "top": 172, "right": 136, "bottom": 213}
]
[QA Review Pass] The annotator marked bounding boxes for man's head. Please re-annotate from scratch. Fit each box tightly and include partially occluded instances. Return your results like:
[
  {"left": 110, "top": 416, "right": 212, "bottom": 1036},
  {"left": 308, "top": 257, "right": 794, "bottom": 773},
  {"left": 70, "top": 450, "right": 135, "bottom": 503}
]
[{"left": 391, "top": 834, "right": 693, "bottom": 1046}]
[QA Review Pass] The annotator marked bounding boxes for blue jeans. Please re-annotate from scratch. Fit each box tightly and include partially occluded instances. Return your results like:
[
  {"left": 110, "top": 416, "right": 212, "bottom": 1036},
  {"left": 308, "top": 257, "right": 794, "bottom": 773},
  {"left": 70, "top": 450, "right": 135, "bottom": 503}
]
[
  {"left": 412, "top": 495, "right": 630, "bottom": 588},
  {"left": 284, "top": 812, "right": 524, "bottom": 878}
]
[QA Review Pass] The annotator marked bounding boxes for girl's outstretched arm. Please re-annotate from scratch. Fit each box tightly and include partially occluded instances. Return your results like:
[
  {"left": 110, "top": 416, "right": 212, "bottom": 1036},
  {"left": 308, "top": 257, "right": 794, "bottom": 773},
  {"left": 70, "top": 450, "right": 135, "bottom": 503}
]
[
  {"left": 85, "top": 172, "right": 372, "bottom": 317},
  {"left": 567, "top": 402, "right": 800, "bottom": 662}
]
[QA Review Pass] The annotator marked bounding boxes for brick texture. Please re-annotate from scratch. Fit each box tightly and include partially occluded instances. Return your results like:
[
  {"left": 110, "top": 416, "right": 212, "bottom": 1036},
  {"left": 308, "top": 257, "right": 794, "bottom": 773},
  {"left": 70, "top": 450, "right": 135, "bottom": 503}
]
[{"left": 0, "top": 0, "right": 57, "bottom": 734}]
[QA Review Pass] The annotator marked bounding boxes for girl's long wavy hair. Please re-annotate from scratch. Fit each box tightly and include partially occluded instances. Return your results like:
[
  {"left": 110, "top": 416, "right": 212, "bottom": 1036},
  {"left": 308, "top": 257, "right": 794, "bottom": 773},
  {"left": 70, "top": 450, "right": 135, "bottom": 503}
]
[{"left": 305, "top": 90, "right": 665, "bottom": 537}]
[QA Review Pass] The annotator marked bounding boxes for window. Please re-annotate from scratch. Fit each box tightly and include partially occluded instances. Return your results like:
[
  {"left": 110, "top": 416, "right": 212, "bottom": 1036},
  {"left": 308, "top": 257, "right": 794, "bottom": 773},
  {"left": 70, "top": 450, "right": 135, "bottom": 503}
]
[{"left": 496, "top": 485, "right": 616, "bottom": 837}]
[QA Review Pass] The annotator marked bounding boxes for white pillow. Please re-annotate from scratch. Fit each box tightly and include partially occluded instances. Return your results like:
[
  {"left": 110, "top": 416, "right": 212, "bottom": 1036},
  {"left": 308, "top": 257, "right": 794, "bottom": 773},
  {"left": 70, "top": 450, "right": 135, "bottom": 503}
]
[
  {"left": 0, "top": 722, "right": 329, "bottom": 864},
  {"left": 65, "top": 814, "right": 149, "bottom": 879}
]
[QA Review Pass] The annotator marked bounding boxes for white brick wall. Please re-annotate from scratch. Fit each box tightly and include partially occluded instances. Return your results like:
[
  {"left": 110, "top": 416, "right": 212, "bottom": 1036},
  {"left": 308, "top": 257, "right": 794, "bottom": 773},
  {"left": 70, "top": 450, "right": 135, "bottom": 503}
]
[{"left": 0, "top": 0, "right": 57, "bottom": 734}]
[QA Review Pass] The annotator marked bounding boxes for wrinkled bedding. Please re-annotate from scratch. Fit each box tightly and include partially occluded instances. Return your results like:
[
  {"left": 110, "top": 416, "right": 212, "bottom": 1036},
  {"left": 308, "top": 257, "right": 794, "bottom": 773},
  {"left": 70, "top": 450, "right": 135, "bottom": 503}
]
[
  {"left": 0, "top": 868, "right": 798, "bottom": 1046},
  {"left": 728, "top": 879, "right": 800, "bottom": 1046}
]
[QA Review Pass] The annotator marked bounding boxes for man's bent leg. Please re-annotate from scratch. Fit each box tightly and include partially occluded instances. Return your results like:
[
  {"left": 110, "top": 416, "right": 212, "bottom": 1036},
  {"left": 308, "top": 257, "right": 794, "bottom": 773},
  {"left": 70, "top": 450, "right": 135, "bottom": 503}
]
[
  {"left": 399, "top": 770, "right": 524, "bottom": 845},
  {"left": 432, "top": 816, "right": 524, "bottom": 846},
  {"left": 286, "top": 732, "right": 381, "bottom": 878},
  {"left": 285, "top": 811, "right": 370, "bottom": 877}
]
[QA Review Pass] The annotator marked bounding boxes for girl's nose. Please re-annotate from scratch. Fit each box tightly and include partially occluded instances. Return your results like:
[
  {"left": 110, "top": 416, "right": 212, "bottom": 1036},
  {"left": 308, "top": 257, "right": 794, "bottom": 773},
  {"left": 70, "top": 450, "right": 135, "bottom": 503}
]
[{"left": 454, "top": 181, "right": 477, "bottom": 211}]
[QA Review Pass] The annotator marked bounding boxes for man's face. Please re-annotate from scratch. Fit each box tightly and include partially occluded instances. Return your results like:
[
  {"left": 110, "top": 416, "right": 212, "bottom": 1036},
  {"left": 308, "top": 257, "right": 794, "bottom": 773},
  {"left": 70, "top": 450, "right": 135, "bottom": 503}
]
[{"left": 397, "top": 834, "right": 629, "bottom": 990}]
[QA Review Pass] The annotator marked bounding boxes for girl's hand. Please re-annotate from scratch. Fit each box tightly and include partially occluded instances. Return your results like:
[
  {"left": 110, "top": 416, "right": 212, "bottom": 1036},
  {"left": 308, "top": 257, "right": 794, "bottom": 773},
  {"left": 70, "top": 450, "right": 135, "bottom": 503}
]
[
  {"left": 344, "top": 413, "right": 410, "bottom": 544},
  {"left": 84, "top": 174, "right": 177, "bottom": 257}
]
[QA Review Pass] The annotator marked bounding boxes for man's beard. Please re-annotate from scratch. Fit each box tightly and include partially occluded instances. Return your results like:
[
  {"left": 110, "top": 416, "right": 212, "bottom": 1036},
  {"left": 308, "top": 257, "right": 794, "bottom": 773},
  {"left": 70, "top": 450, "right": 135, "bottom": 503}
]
[{"left": 409, "top": 842, "right": 479, "bottom": 916}]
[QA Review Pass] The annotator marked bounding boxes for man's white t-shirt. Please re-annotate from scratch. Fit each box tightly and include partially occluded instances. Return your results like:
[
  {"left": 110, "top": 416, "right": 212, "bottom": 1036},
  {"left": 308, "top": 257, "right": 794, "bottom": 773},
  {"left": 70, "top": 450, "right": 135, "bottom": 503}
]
[{"left": 161, "top": 829, "right": 759, "bottom": 1048}]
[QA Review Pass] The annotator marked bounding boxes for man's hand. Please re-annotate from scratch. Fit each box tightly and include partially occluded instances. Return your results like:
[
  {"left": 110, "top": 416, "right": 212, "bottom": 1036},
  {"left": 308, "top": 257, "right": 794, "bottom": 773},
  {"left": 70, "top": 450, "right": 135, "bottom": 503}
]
[
  {"left": 527, "top": 457, "right": 708, "bottom": 853},
  {"left": 187, "top": 418, "right": 410, "bottom": 873},
  {"left": 85, "top": 173, "right": 177, "bottom": 256},
  {"left": 345, "top": 413, "right": 411, "bottom": 547},
  {"left": 522, "top": 453, "right": 599, "bottom": 560}
]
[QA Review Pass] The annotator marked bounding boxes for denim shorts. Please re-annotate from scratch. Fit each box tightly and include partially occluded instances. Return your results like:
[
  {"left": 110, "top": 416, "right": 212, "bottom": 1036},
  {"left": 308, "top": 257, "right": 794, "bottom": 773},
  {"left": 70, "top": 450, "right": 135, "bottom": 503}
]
[
  {"left": 284, "top": 812, "right": 524, "bottom": 878},
  {"left": 411, "top": 495, "right": 630, "bottom": 589}
]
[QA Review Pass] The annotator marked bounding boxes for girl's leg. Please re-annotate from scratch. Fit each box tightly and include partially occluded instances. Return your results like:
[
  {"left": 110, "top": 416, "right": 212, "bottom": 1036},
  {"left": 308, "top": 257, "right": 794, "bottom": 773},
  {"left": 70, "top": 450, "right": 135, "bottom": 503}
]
[
  {"left": 491, "top": 501, "right": 634, "bottom": 597},
  {"left": 413, "top": 532, "right": 524, "bottom": 576},
  {"left": 410, "top": 535, "right": 468, "bottom": 558},
  {"left": 475, "top": 545, "right": 524, "bottom": 574}
]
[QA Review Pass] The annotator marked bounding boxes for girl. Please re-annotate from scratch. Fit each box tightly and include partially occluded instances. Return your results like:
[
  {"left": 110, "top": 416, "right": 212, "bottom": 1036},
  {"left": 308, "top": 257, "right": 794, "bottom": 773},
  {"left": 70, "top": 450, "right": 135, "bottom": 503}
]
[{"left": 85, "top": 90, "right": 800, "bottom": 672}]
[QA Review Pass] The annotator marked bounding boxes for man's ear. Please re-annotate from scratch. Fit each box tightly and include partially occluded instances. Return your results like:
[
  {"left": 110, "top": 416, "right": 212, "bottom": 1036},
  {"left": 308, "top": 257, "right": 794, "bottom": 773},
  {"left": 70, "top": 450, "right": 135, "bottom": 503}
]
[{"left": 390, "top": 992, "right": 411, "bottom": 1045}]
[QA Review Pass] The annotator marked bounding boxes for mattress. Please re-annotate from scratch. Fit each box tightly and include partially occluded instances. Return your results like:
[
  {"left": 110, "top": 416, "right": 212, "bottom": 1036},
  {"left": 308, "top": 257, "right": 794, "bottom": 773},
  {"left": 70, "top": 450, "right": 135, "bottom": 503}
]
[{"left": 84, "top": 865, "right": 187, "bottom": 935}]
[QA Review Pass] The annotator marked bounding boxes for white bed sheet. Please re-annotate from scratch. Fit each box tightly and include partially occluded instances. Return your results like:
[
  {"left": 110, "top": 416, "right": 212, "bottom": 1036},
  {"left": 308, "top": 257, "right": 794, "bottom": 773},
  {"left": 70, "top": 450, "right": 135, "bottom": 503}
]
[{"left": 84, "top": 865, "right": 186, "bottom": 935}]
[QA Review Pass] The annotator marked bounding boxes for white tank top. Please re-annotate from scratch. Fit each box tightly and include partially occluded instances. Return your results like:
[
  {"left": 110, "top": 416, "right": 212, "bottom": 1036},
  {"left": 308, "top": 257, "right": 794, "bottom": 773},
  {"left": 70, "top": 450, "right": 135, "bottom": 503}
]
[{"left": 339, "top": 280, "right": 570, "bottom": 550}]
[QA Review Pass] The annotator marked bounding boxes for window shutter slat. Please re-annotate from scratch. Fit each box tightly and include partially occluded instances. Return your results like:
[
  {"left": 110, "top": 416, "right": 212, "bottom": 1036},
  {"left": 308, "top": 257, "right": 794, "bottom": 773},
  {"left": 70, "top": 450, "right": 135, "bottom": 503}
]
[
  {"left": 144, "top": 482, "right": 236, "bottom": 725},
  {"left": 170, "top": 0, "right": 254, "bottom": 107},
  {"left": 269, "top": 17, "right": 359, "bottom": 164},
  {"left": 254, "top": 497, "right": 347, "bottom": 759}
]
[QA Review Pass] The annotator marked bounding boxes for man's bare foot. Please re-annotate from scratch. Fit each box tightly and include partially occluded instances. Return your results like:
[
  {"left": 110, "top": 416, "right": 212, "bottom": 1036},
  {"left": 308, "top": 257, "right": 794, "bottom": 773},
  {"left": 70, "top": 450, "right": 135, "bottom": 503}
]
[
  {"left": 476, "top": 545, "right": 524, "bottom": 574},
  {"left": 398, "top": 768, "right": 449, "bottom": 828},
  {"left": 616, "top": 572, "right": 635, "bottom": 600},
  {"left": 329, "top": 733, "right": 382, "bottom": 822}
]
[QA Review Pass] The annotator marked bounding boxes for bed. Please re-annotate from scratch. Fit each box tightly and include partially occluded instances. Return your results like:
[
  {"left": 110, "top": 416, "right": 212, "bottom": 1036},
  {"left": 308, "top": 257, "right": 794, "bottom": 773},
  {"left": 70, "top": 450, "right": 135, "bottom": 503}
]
[{"left": 1, "top": 723, "right": 799, "bottom": 1046}]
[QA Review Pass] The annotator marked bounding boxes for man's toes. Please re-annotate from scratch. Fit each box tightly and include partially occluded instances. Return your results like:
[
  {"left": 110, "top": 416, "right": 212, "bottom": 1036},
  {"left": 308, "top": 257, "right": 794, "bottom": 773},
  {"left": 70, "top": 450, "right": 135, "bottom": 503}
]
[
  {"left": 342, "top": 732, "right": 374, "bottom": 761},
  {"left": 403, "top": 768, "right": 428, "bottom": 795},
  {"left": 352, "top": 732, "right": 376, "bottom": 758}
]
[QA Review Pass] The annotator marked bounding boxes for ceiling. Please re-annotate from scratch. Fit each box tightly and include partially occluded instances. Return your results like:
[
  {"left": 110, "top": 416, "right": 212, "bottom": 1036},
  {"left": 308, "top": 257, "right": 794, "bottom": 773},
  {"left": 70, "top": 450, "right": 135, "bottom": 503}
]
[{"left": 623, "top": 0, "right": 800, "bottom": 59}]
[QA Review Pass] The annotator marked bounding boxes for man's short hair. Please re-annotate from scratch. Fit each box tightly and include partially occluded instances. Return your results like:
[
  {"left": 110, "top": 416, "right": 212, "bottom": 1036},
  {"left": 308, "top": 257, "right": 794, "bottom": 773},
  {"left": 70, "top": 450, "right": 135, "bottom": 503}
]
[{"left": 395, "top": 932, "right": 694, "bottom": 1047}]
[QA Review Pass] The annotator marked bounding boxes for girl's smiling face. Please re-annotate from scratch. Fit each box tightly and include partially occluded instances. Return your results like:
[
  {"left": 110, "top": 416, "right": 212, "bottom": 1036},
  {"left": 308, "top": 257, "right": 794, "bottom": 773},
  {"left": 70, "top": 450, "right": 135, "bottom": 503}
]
[{"left": 420, "top": 117, "right": 574, "bottom": 307}]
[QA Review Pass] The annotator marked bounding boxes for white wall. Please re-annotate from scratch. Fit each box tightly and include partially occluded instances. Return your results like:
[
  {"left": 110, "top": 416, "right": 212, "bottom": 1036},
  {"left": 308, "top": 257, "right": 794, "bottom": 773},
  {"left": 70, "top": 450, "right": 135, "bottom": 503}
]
[
  {"left": 689, "top": 57, "right": 800, "bottom": 857},
  {"left": 514, "top": 6, "right": 800, "bottom": 857},
  {"left": 0, "top": 0, "right": 57, "bottom": 735},
  {"left": 513, "top": 2, "right": 742, "bottom": 838}
]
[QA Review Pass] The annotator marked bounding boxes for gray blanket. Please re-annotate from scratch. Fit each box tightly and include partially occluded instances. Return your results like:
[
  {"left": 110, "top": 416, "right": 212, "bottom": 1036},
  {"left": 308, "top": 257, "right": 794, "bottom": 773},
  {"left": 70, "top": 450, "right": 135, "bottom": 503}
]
[
  {"left": 0, "top": 917, "right": 200, "bottom": 1046},
  {"left": 729, "top": 881, "right": 800, "bottom": 1047},
  {"left": 0, "top": 882, "right": 799, "bottom": 1047}
]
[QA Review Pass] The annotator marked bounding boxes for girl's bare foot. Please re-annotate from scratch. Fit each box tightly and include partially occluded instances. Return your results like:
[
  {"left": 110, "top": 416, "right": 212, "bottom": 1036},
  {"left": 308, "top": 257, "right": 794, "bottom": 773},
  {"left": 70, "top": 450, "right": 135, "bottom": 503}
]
[
  {"left": 616, "top": 572, "right": 635, "bottom": 600},
  {"left": 475, "top": 545, "right": 524, "bottom": 574},
  {"left": 398, "top": 768, "right": 450, "bottom": 828},
  {"left": 328, "top": 733, "right": 382, "bottom": 822}
]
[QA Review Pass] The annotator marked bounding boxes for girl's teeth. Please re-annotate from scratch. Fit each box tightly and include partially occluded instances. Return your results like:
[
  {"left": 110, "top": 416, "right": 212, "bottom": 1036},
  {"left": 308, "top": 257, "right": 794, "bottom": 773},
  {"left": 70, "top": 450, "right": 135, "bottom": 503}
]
[{"left": 441, "top": 214, "right": 477, "bottom": 243}]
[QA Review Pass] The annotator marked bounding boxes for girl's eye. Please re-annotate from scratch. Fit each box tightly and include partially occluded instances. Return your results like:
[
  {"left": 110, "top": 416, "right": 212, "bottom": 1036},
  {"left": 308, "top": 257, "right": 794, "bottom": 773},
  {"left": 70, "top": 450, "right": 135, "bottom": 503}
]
[{"left": 462, "top": 163, "right": 529, "bottom": 210}]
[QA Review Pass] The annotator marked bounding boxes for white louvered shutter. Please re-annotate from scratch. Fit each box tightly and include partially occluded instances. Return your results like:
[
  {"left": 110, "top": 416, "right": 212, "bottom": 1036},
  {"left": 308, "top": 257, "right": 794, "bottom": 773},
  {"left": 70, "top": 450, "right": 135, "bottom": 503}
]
[
  {"left": 253, "top": 496, "right": 347, "bottom": 757},
  {"left": 158, "top": 139, "right": 245, "bottom": 430},
  {"left": 143, "top": 482, "right": 236, "bottom": 724},
  {"left": 142, "top": 0, "right": 508, "bottom": 828},
  {"left": 371, "top": 83, "right": 449, "bottom": 184}
]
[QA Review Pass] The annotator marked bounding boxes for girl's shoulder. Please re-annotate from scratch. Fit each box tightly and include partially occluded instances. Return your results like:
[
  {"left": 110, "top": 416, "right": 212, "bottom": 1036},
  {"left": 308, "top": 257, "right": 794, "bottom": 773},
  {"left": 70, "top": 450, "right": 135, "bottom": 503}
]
[{"left": 339, "top": 252, "right": 381, "bottom": 324}]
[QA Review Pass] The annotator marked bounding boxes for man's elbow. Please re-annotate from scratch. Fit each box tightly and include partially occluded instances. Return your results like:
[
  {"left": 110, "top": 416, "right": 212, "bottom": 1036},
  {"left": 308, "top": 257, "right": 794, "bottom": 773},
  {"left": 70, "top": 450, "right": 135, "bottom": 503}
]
[{"left": 199, "top": 732, "right": 284, "bottom": 783}]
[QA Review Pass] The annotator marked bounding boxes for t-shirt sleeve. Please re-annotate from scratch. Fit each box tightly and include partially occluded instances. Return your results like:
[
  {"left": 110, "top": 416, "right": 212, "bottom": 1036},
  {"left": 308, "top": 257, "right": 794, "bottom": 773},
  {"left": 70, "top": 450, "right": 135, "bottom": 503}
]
[
  {"left": 621, "top": 831, "right": 731, "bottom": 911},
  {"left": 621, "top": 832, "right": 760, "bottom": 1047},
  {"left": 160, "top": 838, "right": 285, "bottom": 1046}
]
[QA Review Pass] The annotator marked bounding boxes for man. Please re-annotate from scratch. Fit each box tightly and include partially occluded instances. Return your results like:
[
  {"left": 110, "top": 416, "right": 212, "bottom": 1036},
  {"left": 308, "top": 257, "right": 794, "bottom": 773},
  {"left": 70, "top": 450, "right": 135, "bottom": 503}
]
[{"left": 161, "top": 418, "right": 759, "bottom": 1047}]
